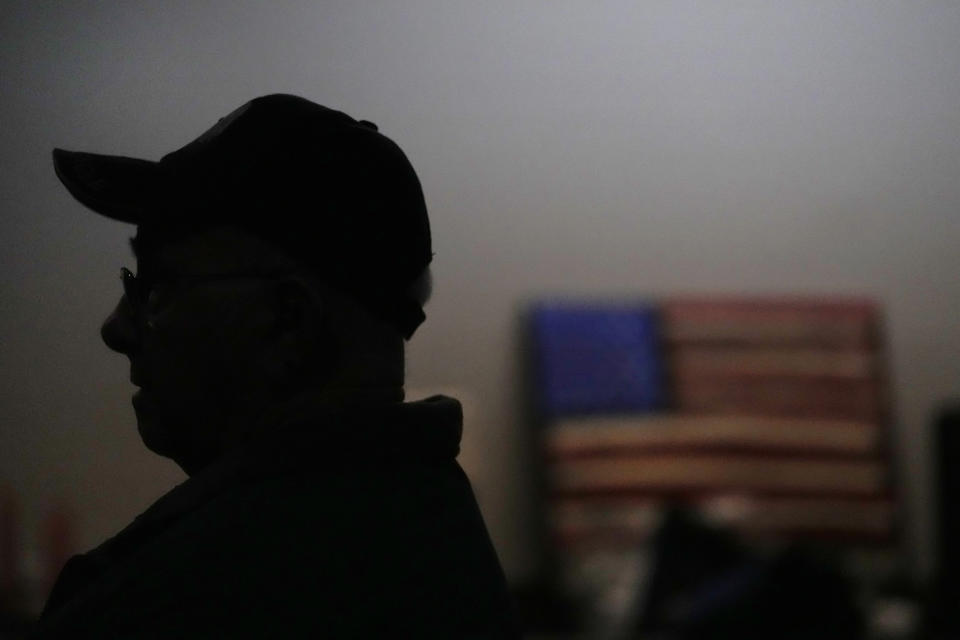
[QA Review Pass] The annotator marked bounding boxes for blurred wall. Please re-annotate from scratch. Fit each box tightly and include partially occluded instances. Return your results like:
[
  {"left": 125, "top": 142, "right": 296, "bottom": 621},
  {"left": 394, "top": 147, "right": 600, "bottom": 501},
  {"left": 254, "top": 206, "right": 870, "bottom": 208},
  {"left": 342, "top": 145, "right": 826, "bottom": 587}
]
[{"left": 2, "top": 1, "right": 959, "bottom": 583}]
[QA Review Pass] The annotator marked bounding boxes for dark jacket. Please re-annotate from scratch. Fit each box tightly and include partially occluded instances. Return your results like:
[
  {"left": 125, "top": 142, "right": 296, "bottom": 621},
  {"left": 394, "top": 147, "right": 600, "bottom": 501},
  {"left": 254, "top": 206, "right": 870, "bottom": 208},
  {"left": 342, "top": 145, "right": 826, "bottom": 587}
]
[{"left": 32, "top": 395, "right": 518, "bottom": 638}]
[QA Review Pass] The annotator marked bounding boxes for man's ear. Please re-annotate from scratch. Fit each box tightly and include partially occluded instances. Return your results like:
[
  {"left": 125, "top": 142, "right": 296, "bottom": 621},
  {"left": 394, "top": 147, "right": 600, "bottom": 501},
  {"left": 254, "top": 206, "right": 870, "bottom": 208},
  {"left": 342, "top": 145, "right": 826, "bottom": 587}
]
[
  {"left": 271, "top": 277, "right": 318, "bottom": 334},
  {"left": 264, "top": 277, "right": 325, "bottom": 380}
]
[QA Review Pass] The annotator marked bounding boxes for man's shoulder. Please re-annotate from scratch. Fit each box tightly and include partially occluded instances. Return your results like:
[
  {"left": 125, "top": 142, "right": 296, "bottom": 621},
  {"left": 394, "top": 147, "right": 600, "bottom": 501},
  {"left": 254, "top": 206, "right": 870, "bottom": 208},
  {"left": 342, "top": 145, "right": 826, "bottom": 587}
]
[{"left": 34, "top": 455, "right": 516, "bottom": 637}]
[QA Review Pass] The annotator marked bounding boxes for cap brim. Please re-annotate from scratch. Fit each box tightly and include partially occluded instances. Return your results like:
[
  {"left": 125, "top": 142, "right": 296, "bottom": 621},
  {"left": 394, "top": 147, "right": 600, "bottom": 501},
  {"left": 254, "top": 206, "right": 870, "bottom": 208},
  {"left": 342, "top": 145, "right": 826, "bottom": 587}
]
[{"left": 52, "top": 148, "right": 163, "bottom": 224}]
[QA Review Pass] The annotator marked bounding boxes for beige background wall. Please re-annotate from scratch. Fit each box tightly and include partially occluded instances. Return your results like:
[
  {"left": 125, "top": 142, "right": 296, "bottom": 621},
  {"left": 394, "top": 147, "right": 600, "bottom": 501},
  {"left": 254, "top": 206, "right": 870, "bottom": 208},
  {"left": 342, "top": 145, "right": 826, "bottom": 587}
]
[{"left": 3, "top": 1, "right": 959, "bottom": 583}]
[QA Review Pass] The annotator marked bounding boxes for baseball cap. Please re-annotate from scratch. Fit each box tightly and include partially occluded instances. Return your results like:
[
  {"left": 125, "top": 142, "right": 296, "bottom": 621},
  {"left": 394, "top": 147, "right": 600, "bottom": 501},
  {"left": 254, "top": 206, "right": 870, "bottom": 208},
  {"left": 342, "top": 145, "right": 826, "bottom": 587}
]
[{"left": 52, "top": 94, "right": 433, "bottom": 339}]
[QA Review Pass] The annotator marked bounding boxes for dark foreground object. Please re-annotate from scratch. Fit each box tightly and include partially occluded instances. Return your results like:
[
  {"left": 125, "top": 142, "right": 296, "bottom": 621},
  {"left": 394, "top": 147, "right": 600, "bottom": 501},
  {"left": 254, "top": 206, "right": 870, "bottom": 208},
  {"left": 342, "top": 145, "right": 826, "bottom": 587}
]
[{"left": 637, "top": 509, "right": 865, "bottom": 640}]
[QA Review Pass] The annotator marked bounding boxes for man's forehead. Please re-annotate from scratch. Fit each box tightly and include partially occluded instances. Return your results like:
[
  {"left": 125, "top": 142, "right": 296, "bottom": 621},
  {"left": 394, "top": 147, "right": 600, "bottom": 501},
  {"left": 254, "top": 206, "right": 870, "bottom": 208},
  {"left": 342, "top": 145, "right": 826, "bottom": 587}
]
[{"left": 131, "top": 223, "right": 299, "bottom": 273}]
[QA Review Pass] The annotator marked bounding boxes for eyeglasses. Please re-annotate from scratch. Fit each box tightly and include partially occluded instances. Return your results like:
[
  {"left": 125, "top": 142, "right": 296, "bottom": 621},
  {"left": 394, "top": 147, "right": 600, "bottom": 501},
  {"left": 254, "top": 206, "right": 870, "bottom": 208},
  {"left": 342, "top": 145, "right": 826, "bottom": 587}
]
[
  {"left": 120, "top": 267, "right": 150, "bottom": 310},
  {"left": 120, "top": 267, "right": 296, "bottom": 329}
]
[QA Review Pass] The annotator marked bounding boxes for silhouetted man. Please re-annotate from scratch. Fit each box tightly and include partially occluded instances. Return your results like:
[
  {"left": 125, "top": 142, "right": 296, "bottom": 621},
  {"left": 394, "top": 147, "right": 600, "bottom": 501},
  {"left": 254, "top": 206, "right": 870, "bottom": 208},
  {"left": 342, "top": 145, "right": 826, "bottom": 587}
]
[{"left": 35, "top": 94, "right": 517, "bottom": 638}]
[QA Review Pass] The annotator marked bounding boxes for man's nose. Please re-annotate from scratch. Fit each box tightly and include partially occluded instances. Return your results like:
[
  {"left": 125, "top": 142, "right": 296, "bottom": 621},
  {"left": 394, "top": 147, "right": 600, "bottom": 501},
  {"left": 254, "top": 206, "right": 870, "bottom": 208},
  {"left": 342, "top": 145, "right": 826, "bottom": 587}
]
[{"left": 101, "top": 297, "right": 140, "bottom": 354}]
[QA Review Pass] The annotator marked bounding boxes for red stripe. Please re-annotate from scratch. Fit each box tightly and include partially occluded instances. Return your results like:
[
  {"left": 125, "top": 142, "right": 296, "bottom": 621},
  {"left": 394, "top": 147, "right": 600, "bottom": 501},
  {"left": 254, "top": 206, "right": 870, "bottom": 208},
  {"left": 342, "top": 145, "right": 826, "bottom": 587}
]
[
  {"left": 671, "top": 371, "right": 879, "bottom": 383},
  {"left": 549, "top": 487, "right": 894, "bottom": 501},
  {"left": 549, "top": 492, "right": 896, "bottom": 508},
  {"left": 546, "top": 445, "right": 881, "bottom": 461},
  {"left": 660, "top": 297, "right": 879, "bottom": 316},
  {"left": 552, "top": 527, "right": 896, "bottom": 549}
]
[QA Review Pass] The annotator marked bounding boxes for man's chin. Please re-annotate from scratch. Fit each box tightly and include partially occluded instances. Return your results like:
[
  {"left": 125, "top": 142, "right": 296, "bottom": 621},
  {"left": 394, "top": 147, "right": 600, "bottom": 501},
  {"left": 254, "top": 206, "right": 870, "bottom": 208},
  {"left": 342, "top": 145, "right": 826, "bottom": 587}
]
[
  {"left": 133, "top": 392, "right": 163, "bottom": 444},
  {"left": 133, "top": 396, "right": 219, "bottom": 475},
  {"left": 135, "top": 413, "right": 183, "bottom": 460},
  {"left": 134, "top": 395, "right": 191, "bottom": 467}
]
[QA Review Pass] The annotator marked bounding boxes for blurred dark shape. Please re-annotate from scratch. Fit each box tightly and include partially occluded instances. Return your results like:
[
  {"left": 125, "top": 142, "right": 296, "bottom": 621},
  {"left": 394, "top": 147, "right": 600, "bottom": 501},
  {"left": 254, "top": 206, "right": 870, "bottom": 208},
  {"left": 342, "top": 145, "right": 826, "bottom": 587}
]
[
  {"left": 510, "top": 579, "right": 585, "bottom": 636},
  {"left": 636, "top": 508, "right": 865, "bottom": 639},
  {"left": 920, "top": 403, "right": 960, "bottom": 638},
  {"left": 934, "top": 404, "right": 960, "bottom": 597}
]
